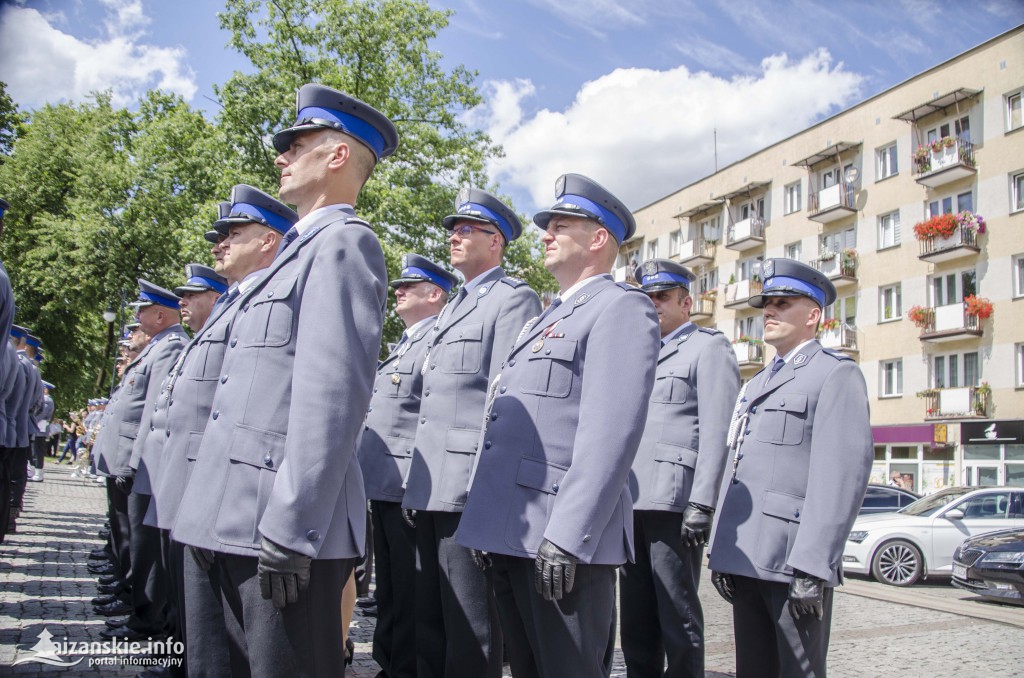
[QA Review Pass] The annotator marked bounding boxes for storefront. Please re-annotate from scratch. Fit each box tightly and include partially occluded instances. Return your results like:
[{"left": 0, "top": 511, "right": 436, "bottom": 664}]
[
  {"left": 870, "top": 424, "right": 955, "bottom": 495},
  {"left": 960, "top": 420, "right": 1024, "bottom": 487}
]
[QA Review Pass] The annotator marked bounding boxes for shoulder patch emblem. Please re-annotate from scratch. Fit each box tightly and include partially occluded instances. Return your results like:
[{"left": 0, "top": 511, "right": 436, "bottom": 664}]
[
  {"left": 574, "top": 293, "right": 589, "bottom": 305},
  {"left": 478, "top": 285, "right": 490, "bottom": 296},
  {"left": 794, "top": 353, "right": 808, "bottom": 366}
]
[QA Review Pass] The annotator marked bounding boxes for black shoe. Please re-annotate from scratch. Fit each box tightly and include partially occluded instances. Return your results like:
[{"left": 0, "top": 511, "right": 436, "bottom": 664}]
[
  {"left": 94, "top": 600, "right": 134, "bottom": 616},
  {"left": 89, "top": 548, "right": 110, "bottom": 560},
  {"left": 100, "top": 625, "right": 164, "bottom": 642},
  {"left": 92, "top": 593, "right": 119, "bottom": 606},
  {"left": 345, "top": 638, "right": 354, "bottom": 666},
  {"left": 98, "top": 574, "right": 121, "bottom": 586},
  {"left": 105, "top": 616, "right": 129, "bottom": 629},
  {"left": 89, "top": 563, "right": 116, "bottom": 575},
  {"left": 361, "top": 602, "right": 378, "bottom": 617},
  {"left": 97, "top": 582, "right": 125, "bottom": 595},
  {"left": 98, "top": 529, "right": 111, "bottom": 539},
  {"left": 356, "top": 596, "right": 376, "bottom": 609}
]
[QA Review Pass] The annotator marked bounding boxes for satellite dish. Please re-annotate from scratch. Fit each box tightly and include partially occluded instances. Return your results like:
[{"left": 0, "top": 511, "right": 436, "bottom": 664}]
[{"left": 844, "top": 167, "right": 860, "bottom": 184}]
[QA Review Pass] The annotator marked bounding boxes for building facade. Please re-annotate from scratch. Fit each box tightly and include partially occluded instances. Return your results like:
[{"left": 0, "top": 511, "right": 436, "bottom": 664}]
[{"left": 626, "top": 26, "right": 1024, "bottom": 494}]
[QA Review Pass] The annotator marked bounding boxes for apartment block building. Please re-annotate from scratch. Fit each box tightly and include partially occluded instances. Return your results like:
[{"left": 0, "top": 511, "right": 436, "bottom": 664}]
[{"left": 624, "top": 26, "right": 1024, "bottom": 494}]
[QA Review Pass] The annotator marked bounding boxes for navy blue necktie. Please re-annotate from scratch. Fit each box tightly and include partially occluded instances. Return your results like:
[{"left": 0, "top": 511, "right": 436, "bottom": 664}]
[
  {"left": 766, "top": 357, "right": 785, "bottom": 383},
  {"left": 277, "top": 227, "right": 299, "bottom": 255}
]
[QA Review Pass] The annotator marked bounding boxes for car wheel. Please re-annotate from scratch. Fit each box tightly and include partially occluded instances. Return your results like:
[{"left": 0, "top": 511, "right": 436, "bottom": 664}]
[{"left": 871, "top": 539, "right": 923, "bottom": 586}]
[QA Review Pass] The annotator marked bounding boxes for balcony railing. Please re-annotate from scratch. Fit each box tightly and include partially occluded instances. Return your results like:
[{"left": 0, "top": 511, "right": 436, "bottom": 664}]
[
  {"left": 808, "top": 184, "right": 856, "bottom": 222},
  {"left": 613, "top": 265, "right": 638, "bottom": 285},
  {"left": 723, "top": 279, "right": 763, "bottom": 308},
  {"left": 810, "top": 255, "right": 857, "bottom": 286},
  {"left": 725, "top": 216, "right": 766, "bottom": 251},
  {"left": 676, "top": 238, "right": 716, "bottom": 265},
  {"left": 918, "top": 224, "right": 981, "bottom": 263},
  {"left": 913, "top": 138, "right": 977, "bottom": 188},
  {"left": 922, "top": 386, "right": 990, "bottom": 420},
  {"left": 819, "top": 324, "right": 858, "bottom": 353},
  {"left": 732, "top": 341, "right": 765, "bottom": 366},
  {"left": 917, "top": 304, "right": 983, "bottom": 342},
  {"left": 690, "top": 296, "right": 715, "bottom": 320}
]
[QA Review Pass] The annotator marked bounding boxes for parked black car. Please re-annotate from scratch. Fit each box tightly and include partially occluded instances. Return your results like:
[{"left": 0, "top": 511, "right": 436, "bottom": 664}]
[
  {"left": 952, "top": 527, "right": 1024, "bottom": 606},
  {"left": 859, "top": 484, "right": 919, "bottom": 515}
]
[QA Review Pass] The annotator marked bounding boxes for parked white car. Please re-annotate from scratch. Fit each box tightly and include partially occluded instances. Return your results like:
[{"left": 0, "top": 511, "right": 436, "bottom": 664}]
[{"left": 843, "top": 486, "right": 1024, "bottom": 586}]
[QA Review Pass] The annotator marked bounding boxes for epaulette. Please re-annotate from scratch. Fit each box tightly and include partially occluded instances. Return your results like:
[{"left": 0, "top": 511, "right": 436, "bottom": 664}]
[
  {"left": 821, "top": 348, "right": 853, "bottom": 361},
  {"left": 499, "top": 277, "right": 528, "bottom": 288},
  {"left": 617, "top": 282, "right": 644, "bottom": 292},
  {"left": 697, "top": 326, "right": 723, "bottom": 336},
  {"left": 344, "top": 215, "right": 372, "bottom": 229}
]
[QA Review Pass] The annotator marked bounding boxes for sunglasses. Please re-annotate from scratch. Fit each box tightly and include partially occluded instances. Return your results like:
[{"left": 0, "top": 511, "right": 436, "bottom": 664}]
[{"left": 447, "top": 223, "right": 498, "bottom": 237}]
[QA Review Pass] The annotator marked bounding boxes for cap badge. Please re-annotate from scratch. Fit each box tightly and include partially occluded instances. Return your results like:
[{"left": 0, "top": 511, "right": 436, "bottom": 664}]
[
  {"left": 456, "top": 187, "right": 471, "bottom": 206},
  {"left": 643, "top": 261, "right": 658, "bottom": 276},
  {"left": 763, "top": 259, "right": 775, "bottom": 278},
  {"left": 555, "top": 175, "right": 566, "bottom": 196},
  {"left": 401, "top": 254, "right": 409, "bottom": 268}
]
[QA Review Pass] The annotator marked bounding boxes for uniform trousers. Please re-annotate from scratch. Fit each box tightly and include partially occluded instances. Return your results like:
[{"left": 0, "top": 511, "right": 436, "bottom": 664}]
[
  {"left": 490, "top": 553, "right": 616, "bottom": 678},
  {"left": 10, "top": 446, "right": 29, "bottom": 510},
  {"left": 370, "top": 500, "right": 416, "bottom": 678},
  {"left": 106, "top": 478, "right": 132, "bottom": 584},
  {"left": 0, "top": 448, "right": 12, "bottom": 541},
  {"left": 184, "top": 550, "right": 351, "bottom": 677},
  {"left": 619, "top": 510, "right": 704, "bottom": 678},
  {"left": 414, "top": 510, "right": 502, "bottom": 678},
  {"left": 731, "top": 574, "right": 834, "bottom": 678},
  {"left": 127, "top": 491, "right": 169, "bottom": 632},
  {"left": 160, "top": 530, "right": 187, "bottom": 676},
  {"left": 30, "top": 436, "right": 47, "bottom": 469}
]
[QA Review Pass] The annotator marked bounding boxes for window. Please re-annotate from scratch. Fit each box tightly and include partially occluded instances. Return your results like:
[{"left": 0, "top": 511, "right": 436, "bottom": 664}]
[
  {"left": 1017, "top": 343, "right": 1024, "bottom": 388},
  {"left": 927, "top": 115, "right": 970, "bottom": 143},
  {"left": 933, "top": 351, "right": 981, "bottom": 389},
  {"left": 736, "top": 315, "right": 762, "bottom": 340},
  {"left": 956, "top": 491, "right": 1013, "bottom": 519},
  {"left": 819, "top": 226, "right": 856, "bottom": 257},
  {"left": 736, "top": 255, "right": 763, "bottom": 282},
  {"left": 881, "top": 359, "right": 903, "bottom": 397},
  {"left": 1015, "top": 255, "right": 1024, "bottom": 298},
  {"left": 784, "top": 182, "right": 802, "bottom": 214},
  {"left": 931, "top": 268, "right": 976, "bottom": 307},
  {"left": 880, "top": 284, "right": 902, "bottom": 321},
  {"left": 1008, "top": 91, "right": 1023, "bottom": 132},
  {"left": 616, "top": 244, "right": 641, "bottom": 271},
  {"left": 878, "top": 211, "right": 901, "bottom": 249},
  {"left": 737, "top": 197, "right": 766, "bottom": 222},
  {"left": 877, "top": 142, "right": 898, "bottom": 180},
  {"left": 785, "top": 241, "right": 802, "bottom": 261},
  {"left": 647, "top": 238, "right": 658, "bottom": 260},
  {"left": 824, "top": 295, "right": 857, "bottom": 328},
  {"left": 699, "top": 215, "right": 722, "bottom": 243},
  {"left": 697, "top": 268, "right": 718, "bottom": 296},
  {"left": 669, "top": 230, "right": 681, "bottom": 257},
  {"left": 928, "top": 191, "right": 973, "bottom": 218},
  {"left": 1012, "top": 171, "right": 1024, "bottom": 213}
]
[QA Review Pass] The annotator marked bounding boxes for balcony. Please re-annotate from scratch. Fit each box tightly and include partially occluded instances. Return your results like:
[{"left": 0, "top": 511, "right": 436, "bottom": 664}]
[
  {"left": 818, "top": 323, "right": 858, "bottom": 355},
  {"left": 676, "top": 238, "right": 715, "bottom": 267},
  {"left": 613, "top": 265, "right": 638, "bottom": 285},
  {"left": 726, "top": 217, "right": 766, "bottom": 251},
  {"left": 913, "top": 138, "right": 977, "bottom": 189},
  {"left": 732, "top": 340, "right": 765, "bottom": 370},
  {"left": 915, "top": 304, "right": 983, "bottom": 342},
  {"left": 690, "top": 296, "right": 715, "bottom": 322},
  {"left": 723, "top": 279, "right": 763, "bottom": 309},
  {"left": 810, "top": 253, "right": 857, "bottom": 288},
  {"left": 918, "top": 224, "right": 981, "bottom": 263},
  {"left": 921, "top": 386, "right": 990, "bottom": 420},
  {"left": 808, "top": 183, "right": 856, "bottom": 223}
]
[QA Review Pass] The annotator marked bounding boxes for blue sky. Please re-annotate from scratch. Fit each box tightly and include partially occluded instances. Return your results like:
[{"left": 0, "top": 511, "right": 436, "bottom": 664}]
[{"left": 1, "top": 0, "right": 1021, "bottom": 213}]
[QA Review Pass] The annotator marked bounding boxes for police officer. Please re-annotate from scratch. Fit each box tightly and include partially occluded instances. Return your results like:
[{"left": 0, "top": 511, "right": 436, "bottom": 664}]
[
  {"left": 402, "top": 188, "right": 540, "bottom": 678},
  {"left": 172, "top": 84, "right": 397, "bottom": 675},
  {"left": 8, "top": 325, "right": 44, "bottom": 532},
  {"left": 29, "top": 376, "right": 56, "bottom": 482},
  {"left": 457, "top": 174, "right": 661, "bottom": 677},
  {"left": 358, "top": 254, "right": 457, "bottom": 678},
  {"left": 0, "top": 228, "right": 19, "bottom": 541},
  {"left": 619, "top": 259, "right": 740, "bottom": 677},
  {"left": 708, "top": 258, "right": 872, "bottom": 678}
]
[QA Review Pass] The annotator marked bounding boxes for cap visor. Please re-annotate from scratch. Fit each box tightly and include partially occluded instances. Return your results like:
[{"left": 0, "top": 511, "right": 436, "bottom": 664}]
[
  {"left": 442, "top": 213, "right": 494, "bottom": 230},
  {"left": 640, "top": 282, "right": 685, "bottom": 293},
  {"left": 532, "top": 207, "right": 591, "bottom": 230},
  {"left": 173, "top": 284, "right": 211, "bottom": 296},
  {"left": 272, "top": 123, "right": 329, "bottom": 153}
]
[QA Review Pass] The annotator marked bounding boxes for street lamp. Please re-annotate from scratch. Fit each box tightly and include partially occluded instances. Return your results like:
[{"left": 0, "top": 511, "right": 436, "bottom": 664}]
[
  {"left": 102, "top": 308, "right": 116, "bottom": 324},
  {"left": 96, "top": 306, "right": 118, "bottom": 395}
]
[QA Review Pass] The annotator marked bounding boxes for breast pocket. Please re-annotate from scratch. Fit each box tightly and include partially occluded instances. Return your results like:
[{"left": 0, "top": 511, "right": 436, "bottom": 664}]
[
  {"left": 189, "top": 323, "right": 229, "bottom": 381},
  {"left": 520, "top": 339, "right": 576, "bottom": 398},
  {"left": 242, "top": 277, "right": 297, "bottom": 348},
  {"left": 213, "top": 424, "right": 287, "bottom": 549},
  {"left": 440, "top": 322, "right": 483, "bottom": 374},
  {"left": 754, "top": 393, "right": 807, "bottom": 446},
  {"left": 384, "top": 360, "right": 416, "bottom": 398},
  {"left": 651, "top": 363, "right": 692, "bottom": 404}
]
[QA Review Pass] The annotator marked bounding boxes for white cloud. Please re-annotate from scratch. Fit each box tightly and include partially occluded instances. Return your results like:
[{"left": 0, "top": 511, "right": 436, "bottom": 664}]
[
  {"left": 474, "top": 49, "right": 864, "bottom": 211},
  {"left": 0, "top": 1, "right": 196, "bottom": 109}
]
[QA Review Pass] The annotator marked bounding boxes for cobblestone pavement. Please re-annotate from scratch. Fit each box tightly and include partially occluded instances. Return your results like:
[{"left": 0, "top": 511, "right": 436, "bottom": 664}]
[{"left": 3, "top": 461, "right": 1023, "bottom": 675}]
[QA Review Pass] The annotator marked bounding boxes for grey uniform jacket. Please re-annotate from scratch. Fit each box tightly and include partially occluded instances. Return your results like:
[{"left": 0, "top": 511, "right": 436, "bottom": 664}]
[
  {"left": 402, "top": 268, "right": 540, "bottom": 512},
  {"left": 173, "top": 209, "right": 387, "bottom": 560},
  {"left": 0, "top": 261, "right": 12, "bottom": 445},
  {"left": 127, "top": 324, "right": 188, "bottom": 493},
  {"left": 146, "top": 291, "right": 243, "bottom": 530},
  {"left": 358, "top": 317, "right": 435, "bottom": 503},
  {"left": 3, "top": 347, "right": 26, "bottom": 447},
  {"left": 457, "top": 277, "right": 660, "bottom": 565},
  {"left": 32, "top": 395, "right": 55, "bottom": 439},
  {"left": 707, "top": 341, "right": 872, "bottom": 586},
  {"left": 91, "top": 375, "right": 129, "bottom": 468},
  {"left": 15, "top": 353, "right": 42, "bottom": 448},
  {"left": 628, "top": 325, "right": 740, "bottom": 512}
]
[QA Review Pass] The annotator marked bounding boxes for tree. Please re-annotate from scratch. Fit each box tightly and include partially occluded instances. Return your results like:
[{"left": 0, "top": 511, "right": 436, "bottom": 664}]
[
  {"left": 215, "top": 0, "right": 555, "bottom": 343},
  {"left": 0, "top": 81, "right": 26, "bottom": 161}
]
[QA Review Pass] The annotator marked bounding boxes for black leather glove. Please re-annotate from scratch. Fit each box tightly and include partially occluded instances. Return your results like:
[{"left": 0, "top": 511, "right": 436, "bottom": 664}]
[
  {"left": 469, "top": 548, "right": 492, "bottom": 572},
  {"left": 258, "top": 537, "right": 312, "bottom": 609},
  {"left": 189, "top": 546, "right": 216, "bottom": 572},
  {"left": 681, "top": 502, "right": 714, "bottom": 547},
  {"left": 401, "top": 508, "right": 417, "bottom": 528},
  {"left": 711, "top": 571, "right": 735, "bottom": 604},
  {"left": 114, "top": 469, "right": 135, "bottom": 494},
  {"left": 789, "top": 570, "right": 825, "bottom": 620},
  {"left": 534, "top": 539, "right": 579, "bottom": 601}
]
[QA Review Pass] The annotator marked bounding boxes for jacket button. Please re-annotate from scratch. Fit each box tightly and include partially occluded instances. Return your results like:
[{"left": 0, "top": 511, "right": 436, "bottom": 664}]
[
  {"left": 221, "top": 375, "right": 228, "bottom": 384},
  {"left": 491, "top": 413, "right": 498, "bottom": 421},
  {"left": 421, "top": 417, "right": 426, "bottom": 424},
  {"left": 551, "top": 483, "right": 559, "bottom": 493},
  {"left": 212, "top": 411, "right": 219, "bottom": 420},
  {"left": 744, "top": 429, "right": 751, "bottom": 436},
  {"left": 230, "top": 338, "right": 238, "bottom": 348},
  {"left": 165, "top": 430, "right": 170, "bottom": 437},
  {"left": 737, "top": 453, "right": 744, "bottom": 460},
  {"left": 500, "top": 386, "right": 507, "bottom": 394},
  {"left": 780, "top": 400, "right": 786, "bottom": 407},
  {"left": 430, "top": 364, "right": 436, "bottom": 370},
  {"left": 263, "top": 455, "right": 273, "bottom": 467},
  {"left": 367, "top": 407, "right": 373, "bottom": 413},
  {"left": 794, "top": 510, "right": 800, "bottom": 518},
  {"left": 373, "top": 388, "right": 377, "bottom": 393},
  {"left": 750, "top": 406, "right": 756, "bottom": 413},
  {"left": 545, "top": 349, "right": 551, "bottom": 355},
  {"left": 669, "top": 370, "right": 674, "bottom": 375},
  {"left": 676, "top": 454, "right": 682, "bottom": 461},
  {"left": 508, "top": 359, "right": 516, "bottom": 367},
  {"left": 485, "top": 441, "right": 492, "bottom": 449},
  {"left": 150, "top": 425, "right": 155, "bottom": 431},
  {"left": 306, "top": 530, "right": 320, "bottom": 542},
  {"left": 582, "top": 534, "right": 591, "bottom": 543},
  {"left": 424, "top": 389, "right": 430, "bottom": 397}
]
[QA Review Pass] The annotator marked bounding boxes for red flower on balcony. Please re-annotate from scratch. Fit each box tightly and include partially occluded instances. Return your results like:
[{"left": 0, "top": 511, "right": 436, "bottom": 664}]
[
  {"left": 820, "top": 318, "right": 841, "bottom": 331},
  {"left": 907, "top": 305, "right": 931, "bottom": 328},
  {"left": 913, "top": 214, "right": 958, "bottom": 240},
  {"left": 963, "top": 295, "right": 993, "bottom": 320}
]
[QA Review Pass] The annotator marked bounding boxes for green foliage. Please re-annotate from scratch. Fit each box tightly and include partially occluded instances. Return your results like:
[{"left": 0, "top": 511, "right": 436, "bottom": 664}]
[{"left": 0, "top": 81, "right": 26, "bottom": 160}]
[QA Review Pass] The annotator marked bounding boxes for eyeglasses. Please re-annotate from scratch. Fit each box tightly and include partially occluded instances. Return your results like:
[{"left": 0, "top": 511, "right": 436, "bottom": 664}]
[{"left": 447, "top": 223, "right": 498, "bottom": 237}]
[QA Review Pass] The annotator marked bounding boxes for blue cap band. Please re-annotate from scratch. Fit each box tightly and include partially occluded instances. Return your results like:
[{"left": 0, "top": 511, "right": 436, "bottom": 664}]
[
  {"left": 296, "top": 106, "right": 387, "bottom": 160},
  {"left": 641, "top": 272, "right": 691, "bottom": 288},
  {"left": 186, "top": 275, "right": 228, "bottom": 294},
  {"left": 401, "top": 266, "right": 453, "bottom": 293},
  {"left": 230, "top": 202, "right": 292, "bottom": 234},
  {"left": 26, "top": 336, "right": 41, "bottom": 348},
  {"left": 556, "top": 194, "right": 626, "bottom": 242},
  {"left": 763, "top": 275, "right": 826, "bottom": 307},
  {"left": 10, "top": 328, "right": 26, "bottom": 338},
  {"left": 138, "top": 290, "right": 180, "bottom": 309},
  {"left": 456, "top": 201, "right": 512, "bottom": 241}
]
